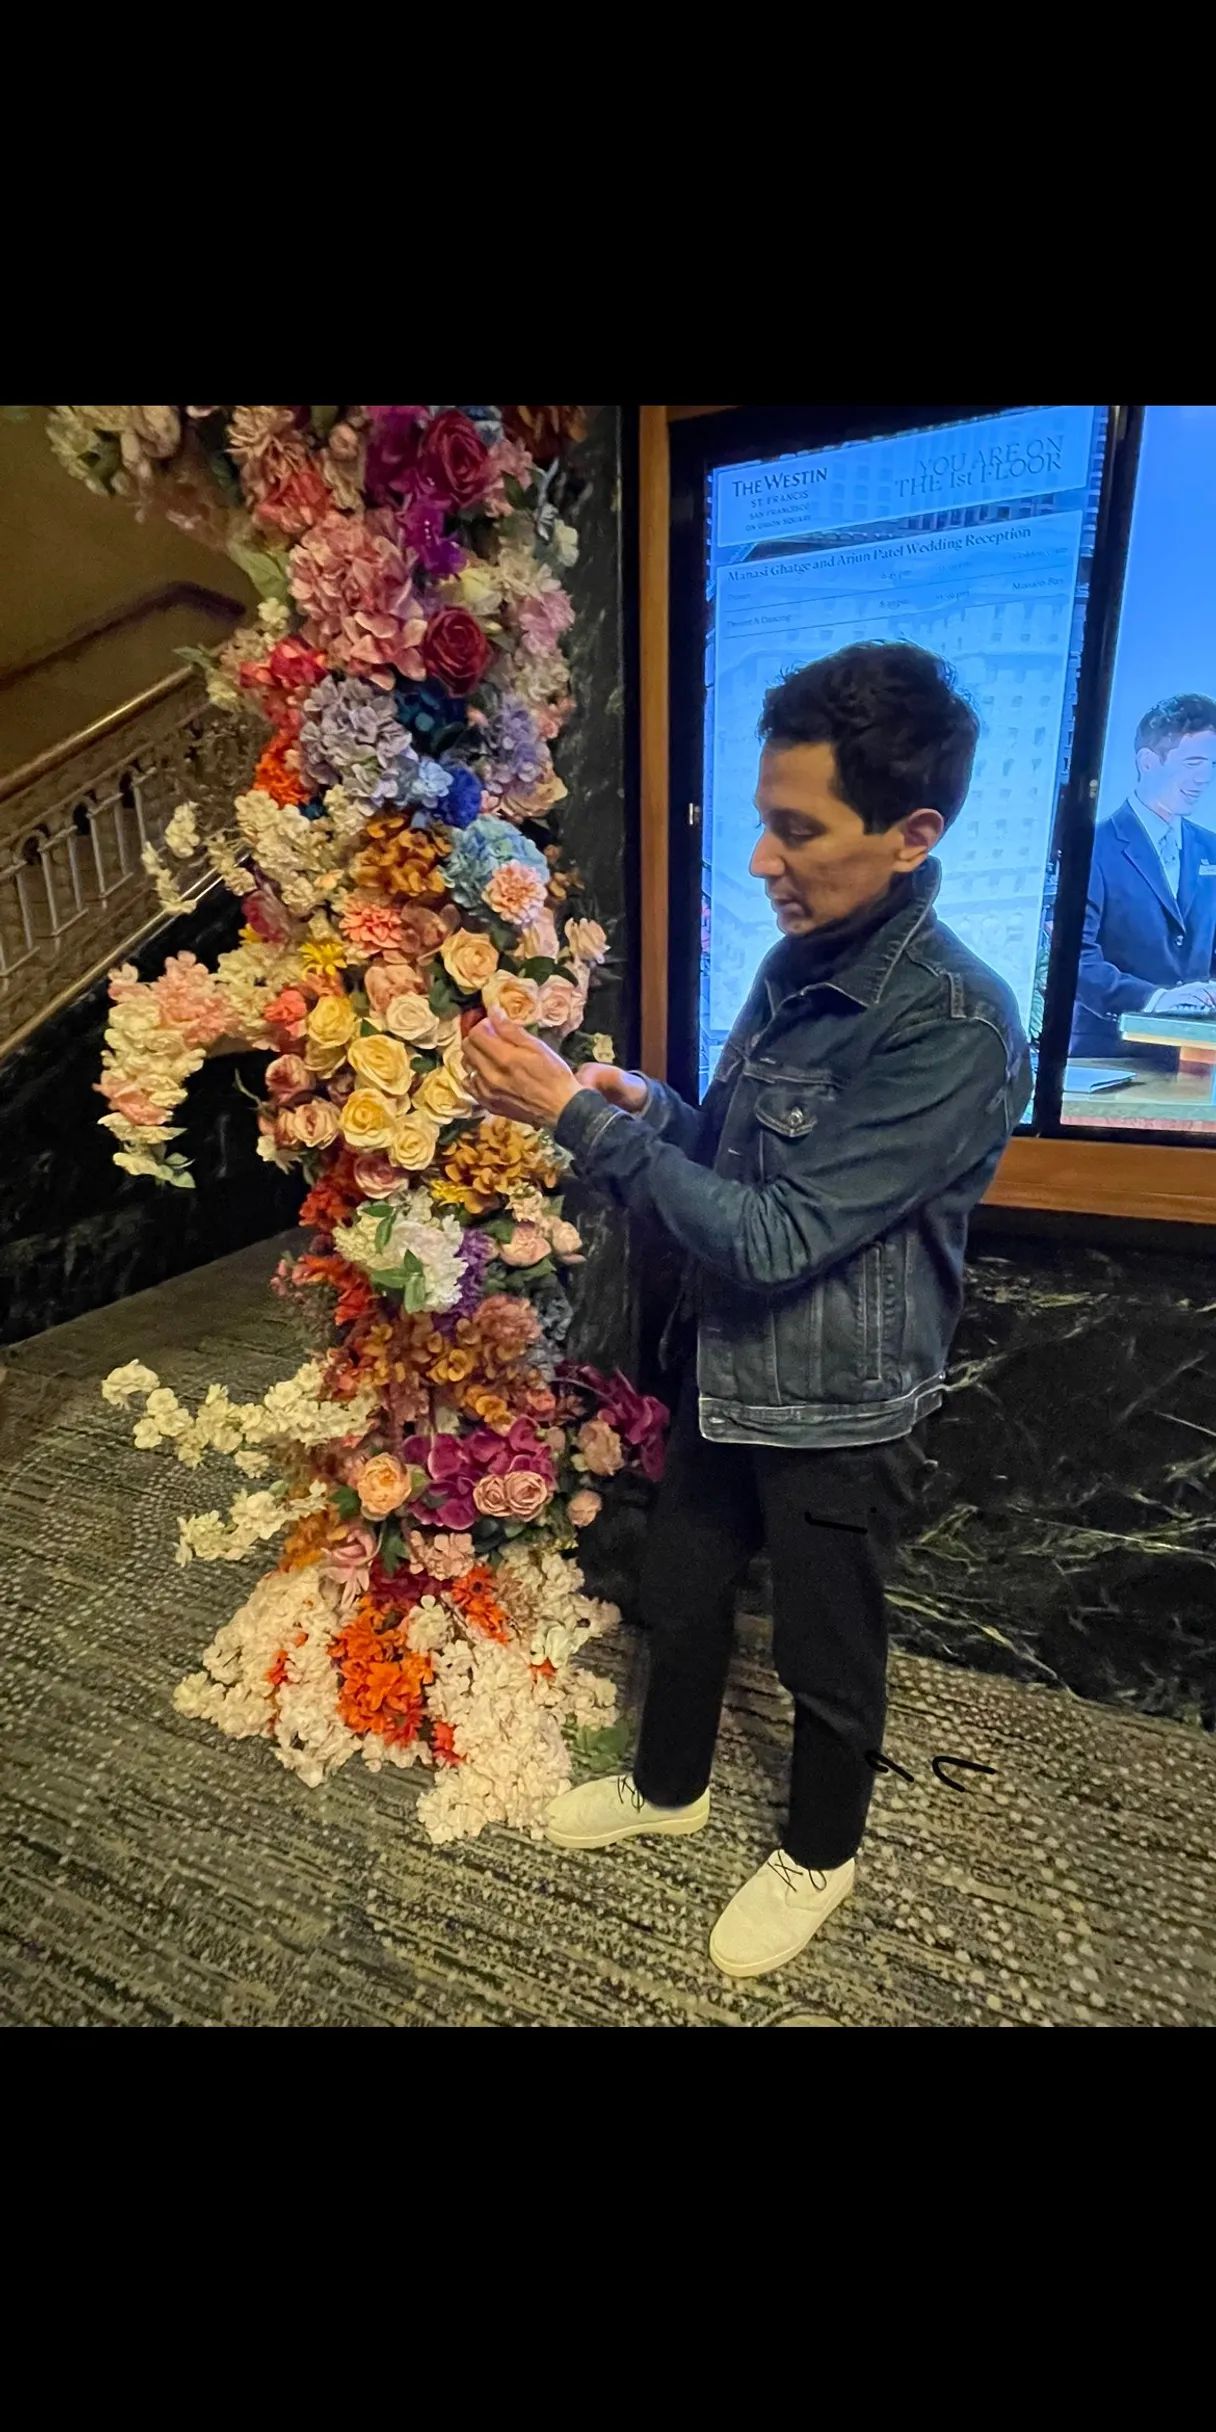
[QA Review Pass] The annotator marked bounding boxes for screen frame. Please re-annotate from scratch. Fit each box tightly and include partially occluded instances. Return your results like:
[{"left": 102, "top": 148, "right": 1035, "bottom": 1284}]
[{"left": 665, "top": 398, "right": 1137, "bottom": 1124}]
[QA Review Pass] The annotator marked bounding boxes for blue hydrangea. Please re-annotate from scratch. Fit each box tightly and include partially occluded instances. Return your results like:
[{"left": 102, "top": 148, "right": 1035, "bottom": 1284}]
[
  {"left": 394, "top": 678, "right": 465, "bottom": 744},
  {"left": 408, "top": 758, "right": 454, "bottom": 811},
  {"left": 299, "top": 676, "right": 418, "bottom": 809},
  {"left": 439, "top": 764, "right": 484, "bottom": 828},
  {"left": 445, "top": 815, "right": 549, "bottom": 911}
]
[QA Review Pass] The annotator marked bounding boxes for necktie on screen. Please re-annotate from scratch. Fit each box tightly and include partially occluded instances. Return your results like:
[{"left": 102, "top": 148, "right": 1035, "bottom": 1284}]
[{"left": 1160, "top": 822, "right": 1182, "bottom": 897}]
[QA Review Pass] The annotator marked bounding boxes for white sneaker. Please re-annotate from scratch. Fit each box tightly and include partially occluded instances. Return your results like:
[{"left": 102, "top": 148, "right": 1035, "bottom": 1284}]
[
  {"left": 546, "top": 1773, "right": 710, "bottom": 1851},
  {"left": 709, "top": 1849, "right": 855, "bottom": 1980}
]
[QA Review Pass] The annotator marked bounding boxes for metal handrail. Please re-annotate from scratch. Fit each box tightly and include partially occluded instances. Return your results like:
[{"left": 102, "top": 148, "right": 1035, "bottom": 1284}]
[{"left": 0, "top": 668, "right": 196, "bottom": 808}]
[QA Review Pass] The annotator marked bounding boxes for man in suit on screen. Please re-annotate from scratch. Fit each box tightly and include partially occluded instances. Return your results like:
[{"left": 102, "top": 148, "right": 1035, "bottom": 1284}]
[{"left": 1069, "top": 693, "right": 1216, "bottom": 1060}]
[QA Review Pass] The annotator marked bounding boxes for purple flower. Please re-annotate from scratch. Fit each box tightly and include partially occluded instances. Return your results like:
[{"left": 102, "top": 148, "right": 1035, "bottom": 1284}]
[
  {"left": 485, "top": 693, "right": 548, "bottom": 793},
  {"left": 398, "top": 492, "right": 466, "bottom": 579},
  {"left": 364, "top": 406, "right": 428, "bottom": 507},
  {"left": 449, "top": 1226, "right": 493, "bottom": 1316},
  {"left": 298, "top": 675, "right": 418, "bottom": 807}
]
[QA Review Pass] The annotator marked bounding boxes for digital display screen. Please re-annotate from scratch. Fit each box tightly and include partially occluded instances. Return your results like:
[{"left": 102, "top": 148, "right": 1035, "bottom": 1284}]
[
  {"left": 699, "top": 406, "right": 1109, "bottom": 1094},
  {"left": 1060, "top": 405, "right": 1216, "bottom": 1139}
]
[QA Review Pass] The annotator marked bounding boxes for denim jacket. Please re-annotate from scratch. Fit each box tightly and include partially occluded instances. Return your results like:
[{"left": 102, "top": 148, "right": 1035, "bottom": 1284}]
[{"left": 553, "top": 860, "right": 1032, "bottom": 1449}]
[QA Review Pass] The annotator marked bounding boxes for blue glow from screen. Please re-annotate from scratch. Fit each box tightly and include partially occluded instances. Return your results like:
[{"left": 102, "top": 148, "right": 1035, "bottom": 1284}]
[{"left": 699, "top": 406, "right": 1108, "bottom": 1094}]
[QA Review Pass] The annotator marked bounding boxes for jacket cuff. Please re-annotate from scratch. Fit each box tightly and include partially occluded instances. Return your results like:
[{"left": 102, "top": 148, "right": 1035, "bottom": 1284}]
[{"left": 553, "top": 1089, "right": 631, "bottom": 1163}]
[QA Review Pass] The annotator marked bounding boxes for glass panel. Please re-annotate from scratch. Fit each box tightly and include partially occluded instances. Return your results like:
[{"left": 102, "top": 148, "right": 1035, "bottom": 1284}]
[
  {"left": 1059, "top": 405, "right": 1216, "bottom": 1141},
  {"left": 699, "top": 406, "right": 1109, "bottom": 1095}
]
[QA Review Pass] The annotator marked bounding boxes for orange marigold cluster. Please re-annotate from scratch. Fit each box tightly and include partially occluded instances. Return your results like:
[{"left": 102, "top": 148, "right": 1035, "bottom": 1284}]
[
  {"left": 354, "top": 815, "right": 450, "bottom": 903},
  {"left": 331, "top": 1597, "right": 436, "bottom": 1744},
  {"left": 294, "top": 1252, "right": 376, "bottom": 1329},
  {"left": 254, "top": 732, "right": 310, "bottom": 807},
  {"left": 447, "top": 1564, "right": 511, "bottom": 1644},
  {"left": 278, "top": 1508, "right": 342, "bottom": 1572},
  {"left": 431, "top": 1117, "right": 560, "bottom": 1216}
]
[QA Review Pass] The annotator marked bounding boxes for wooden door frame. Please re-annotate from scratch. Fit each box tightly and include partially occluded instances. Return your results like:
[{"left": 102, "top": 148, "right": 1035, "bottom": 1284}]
[{"left": 637, "top": 403, "right": 1216, "bottom": 1224}]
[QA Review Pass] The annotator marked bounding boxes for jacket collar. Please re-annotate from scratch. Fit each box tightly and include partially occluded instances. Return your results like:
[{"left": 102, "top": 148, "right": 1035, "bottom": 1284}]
[{"left": 762, "top": 857, "right": 941, "bottom": 1019}]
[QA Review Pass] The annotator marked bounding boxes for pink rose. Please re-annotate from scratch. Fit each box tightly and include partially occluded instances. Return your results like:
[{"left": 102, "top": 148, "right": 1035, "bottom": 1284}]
[
  {"left": 503, "top": 1470, "right": 551, "bottom": 1520},
  {"left": 578, "top": 1418, "right": 624, "bottom": 1477},
  {"left": 499, "top": 1223, "right": 552, "bottom": 1269},
  {"left": 472, "top": 1475, "right": 511, "bottom": 1517},
  {"left": 266, "top": 1053, "right": 313, "bottom": 1103},
  {"left": 282, "top": 1096, "right": 341, "bottom": 1149},
  {"left": 568, "top": 1490, "right": 603, "bottom": 1528},
  {"left": 519, "top": 911, "right": 560, "bottom": 962},
  {"left": 363, "top": 956, "right": 425, "bottom": 1015},
  {"left": 408, "top": 1529, "right": 475, "bottom": 1581},
  {"left": 534, "top": 975, "right": 584, "bottom": 1035},
  {"left": 323, "top": 1521, "right": 377, "bottom": 1613},
  {"left": 352, "top": 1151, "right": 400, "bottom": 1199}
]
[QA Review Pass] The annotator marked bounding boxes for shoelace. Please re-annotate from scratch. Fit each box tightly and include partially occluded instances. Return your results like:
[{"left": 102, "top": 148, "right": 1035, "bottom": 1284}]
[
  {"left": 617, "top": 1776, "right": 646, "bottom": 1813},
  {"left": 768, "top": 1851, "right": 827, "bottom": 1896}
]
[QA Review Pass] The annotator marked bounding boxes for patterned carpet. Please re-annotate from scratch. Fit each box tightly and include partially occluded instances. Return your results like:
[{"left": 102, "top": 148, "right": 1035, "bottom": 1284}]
[{"left": 2, "top": 1237, "right": 1214, "bottom": 2029}]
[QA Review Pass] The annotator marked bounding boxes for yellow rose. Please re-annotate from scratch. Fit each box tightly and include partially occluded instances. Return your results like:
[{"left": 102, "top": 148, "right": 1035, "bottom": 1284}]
[
  {"left": 441, "top": 928, "right": 500, "bottom": 993},
  {"left": 304, "top": 991, "right": 357, "bottom": 1076},
  {"left": 442, "top": 1035, "right": 475, "bottom": 1093},
  {"left": 339, "top": 1089, "right": 398, "bottom": 1152},
  {"left": 415, "top": 1067, "right": 473, "bottom": 1125},
  {"left": 384, "top": 993, "right": 443, "bottom": 1048},
  {"left": 348, "top": 1032, "right": 413, "bottom": 1097},
  {"left": 481, "top": 970, "right": 541, "bottom": 1026},
  {"left": 389, "top": 1110, "right": 441, "bottom": 1171},
  {"left": 452, "top": 560, "right": 504, "bottom": 619}
]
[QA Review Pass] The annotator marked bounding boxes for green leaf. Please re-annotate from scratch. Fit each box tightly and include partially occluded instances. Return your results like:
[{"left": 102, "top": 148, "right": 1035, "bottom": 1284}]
[
  {"left": 309, "top": 406, "right": 341, "bottom": 437},
  {"left": 373, "top": 1204, "right": 397, "bottom": 1253},
  {"left": 518, "top": 957, "right": 557, "bottom": 983},
  {"left": 174, "top": 642, "right": 219, "bottom": 673},
  {"left": 226, "top": 535, "right": 291, "bottom": 603},
  {"left": 379, "top": 1526, "right": 406, "bottom": 1578},
  {"left": 426, "top": 967, "right": 460, "bottom": 1016},
  {"left": 332, "top": 1486, "right": 361, "bottom": 1521},
  {"left": 566, "top": 1717, "right": 633, "bottom": 1774}
]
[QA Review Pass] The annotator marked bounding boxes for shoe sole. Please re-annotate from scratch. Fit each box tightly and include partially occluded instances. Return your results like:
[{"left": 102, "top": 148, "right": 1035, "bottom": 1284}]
[
  {"left": 547, "top": 1807, "right": 709, "bottom": 1852},
  {"left": 709, "top": 1878, "right": 853, "bottom": 1981}
]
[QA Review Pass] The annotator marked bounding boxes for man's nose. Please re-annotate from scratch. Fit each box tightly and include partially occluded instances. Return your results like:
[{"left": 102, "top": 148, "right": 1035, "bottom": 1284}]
[{"left": 750, "top": 832, "right": 781, "bottom": 880}]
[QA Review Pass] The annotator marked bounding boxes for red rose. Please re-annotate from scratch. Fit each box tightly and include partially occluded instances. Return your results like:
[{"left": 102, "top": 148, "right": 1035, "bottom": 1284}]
[
  {"left": 422, "top": 606, "right": 493, "bottom": 696},
  {"left": 417, "top": 410, "right": 491, "bottom": 509}
]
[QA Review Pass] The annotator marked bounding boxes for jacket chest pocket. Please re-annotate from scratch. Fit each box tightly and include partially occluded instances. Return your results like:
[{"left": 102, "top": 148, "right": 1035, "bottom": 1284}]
[{"left": 753, "top": 1074, "right": 836, "bottom": 1178}]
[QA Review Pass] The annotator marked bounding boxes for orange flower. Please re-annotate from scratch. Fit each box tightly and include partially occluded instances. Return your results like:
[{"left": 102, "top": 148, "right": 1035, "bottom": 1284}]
[
  {"left": 331, "top": 1597, "right": 436, "bottom": 1744},
  {"left": 294, "top": 1252, "right": 375, "bottom": 1329},
  {"left": 254, "top": 731, "right": 309, "bottom": 807},
  {"left": 428, "top": 1718, "right": 462, "bottom": 1765},
  {"left": 278, "top": 1508, "right": 335, "bottom": 1571},
  {"left": 448, "top": 1563, "right": 512, "bottom": 1645},
  {"left": 266, "top": 1648, "right": 290, "bottom": 1689},
  {"left": 354, "top": 815, "right": 450, "bottom": 904}
]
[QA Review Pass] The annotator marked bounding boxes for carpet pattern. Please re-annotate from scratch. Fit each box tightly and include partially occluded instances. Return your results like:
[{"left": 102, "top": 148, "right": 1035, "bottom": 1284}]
[{"left": 2, "top": 1238, "right": 1214, "bottom": 2029}]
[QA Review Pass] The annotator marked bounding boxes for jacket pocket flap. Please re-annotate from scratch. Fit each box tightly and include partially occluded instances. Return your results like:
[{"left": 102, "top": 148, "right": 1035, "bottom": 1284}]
[{"left": 753, "top": 1080, "right": 832, "bottom": 1139}]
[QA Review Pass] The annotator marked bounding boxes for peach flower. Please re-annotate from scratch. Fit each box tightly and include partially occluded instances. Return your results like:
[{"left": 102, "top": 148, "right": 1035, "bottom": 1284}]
[
  {"left": 340, "top": 901, "right": 405, "bottom": 958},
  {"left": 504, "top": 1471, "right": 551, "bottom": 1520},
  {"left": 408, "top": 1529, "right": 475, "bottom": 1580},
  {"left": 472, "top": 1475, "right": 511, "bottom": 1517},
  {"left": 500, "top": 1222, "right": 550, "bottom": 1268},
  {"left": 565, "top": 918, "right": 608, "bottom": 965},
  {"left": 364, "top": 956, "right": 425, "bottom": 1015},
  {"left": 397, "top": 905, "right": 450, "bottom": 960},
  {"left": 263, "top": 985, "right": 310, "bottom": 1040},
  {"left": 339, "top": 1089, "right": 398, "bottom": 1152},
  {"left": 578, "top": 1418, "right": 624, "bottom": 1476},
  {"left": 484, "top": 862, "right": 548, "bottom": 927},
  {"left": 549, "top": 1219, "right": 584, "bottom": 1262},
  {"left": 355, "top": 1453, "right": 412, "bottom": 1519},
  {"left": 353, "top": 1152, "right": 401, "bottom": 1199},
  {"left": 481, "top": 970, "right": 541, "bottom": 1025},
  {"left": 281, "top": 1097, "right": 341, "bottom": 1149},
  {"left": 390, "top": 1111, "right": 441, "bottom": 1170},
  {"left": 441, "top": 929, "right": 500, "bottom": 993},
  {"left": 519, "top": 910, "right": 560, "bottom": 962},
  {"left": 348, "top": 1033, "right": 413, "bottom": 1096},
  {"left": 535, "top": 974, "right": 584, "bottom": 1035},
  {"left": 568, "top": 1490, "right": 603, "bottom": 1528},
  {"left": 266, "top": 1054, "right": 313, "bottom": 1101}
]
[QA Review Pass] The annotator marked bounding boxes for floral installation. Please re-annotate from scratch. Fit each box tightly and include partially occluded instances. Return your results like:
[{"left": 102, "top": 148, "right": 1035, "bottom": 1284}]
[{"left": 50, "top": 402, "right": 667, "bottom": 1843}]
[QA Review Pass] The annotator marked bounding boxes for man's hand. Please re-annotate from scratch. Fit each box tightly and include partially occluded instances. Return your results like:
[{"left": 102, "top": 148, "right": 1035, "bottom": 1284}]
[
  {"left": 464, "top": 1013, "right": 584, "bottom": 1127},
  {"left": 573, "top": 1062, "right": 650, "bottom": 1114},
  {"left": 1153, "top": 982, "right": 1216, "bottom": 1014}
]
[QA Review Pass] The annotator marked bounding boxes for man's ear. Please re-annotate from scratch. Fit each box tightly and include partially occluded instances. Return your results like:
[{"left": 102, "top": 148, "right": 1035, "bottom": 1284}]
[
  {"left": 897, "top": 808, "right": 945, "bottom": 868},
  {"left": 1136, "top": 747, "right": 1160, "bottom": 783}
]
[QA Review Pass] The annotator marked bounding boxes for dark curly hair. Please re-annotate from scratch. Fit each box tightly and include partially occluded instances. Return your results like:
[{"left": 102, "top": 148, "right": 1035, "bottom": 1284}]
[{"left": 757, "top": 641, "right": 980, "bottom": 834}]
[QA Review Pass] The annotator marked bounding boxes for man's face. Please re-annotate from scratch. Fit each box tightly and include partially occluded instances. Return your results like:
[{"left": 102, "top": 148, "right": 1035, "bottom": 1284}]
[
  {"left": 749, "top": 742, "right": 943, "bottom": 934},
  {"left": 1136, "top": 729, "right": 1216, "bottom": 820}
]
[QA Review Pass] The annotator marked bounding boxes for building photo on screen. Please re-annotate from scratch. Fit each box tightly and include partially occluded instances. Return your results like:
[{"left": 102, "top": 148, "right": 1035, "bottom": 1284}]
[
  {"left": 1059, "top": 404, "right": 1216, "bottom": 1140},
  {"left": 698, "top": 406, "right": 1109, "bottom": 1092}
]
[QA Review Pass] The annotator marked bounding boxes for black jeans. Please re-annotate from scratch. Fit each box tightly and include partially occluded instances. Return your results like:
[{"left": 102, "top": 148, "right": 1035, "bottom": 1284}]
[{"left": 632, "top": 1381, "right": 929, "bottom": 1870}]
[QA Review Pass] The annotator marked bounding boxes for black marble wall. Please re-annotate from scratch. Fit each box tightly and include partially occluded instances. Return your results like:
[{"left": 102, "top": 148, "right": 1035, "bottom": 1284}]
[
  {"left": 0, "top": 891, "right": 302, "bottom": 1347},
  {"left": 891, "top": 1226, "right": 1216, "bottom": 1730}
]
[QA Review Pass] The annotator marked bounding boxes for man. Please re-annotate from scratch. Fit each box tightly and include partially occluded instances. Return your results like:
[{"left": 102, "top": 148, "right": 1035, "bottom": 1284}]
[
  {"left": 465, "top": 641, "right": 1031, "bottom": 1982},
  {"left": 1069, "top": 693, "right": 1216, "bottom": 1060}
]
